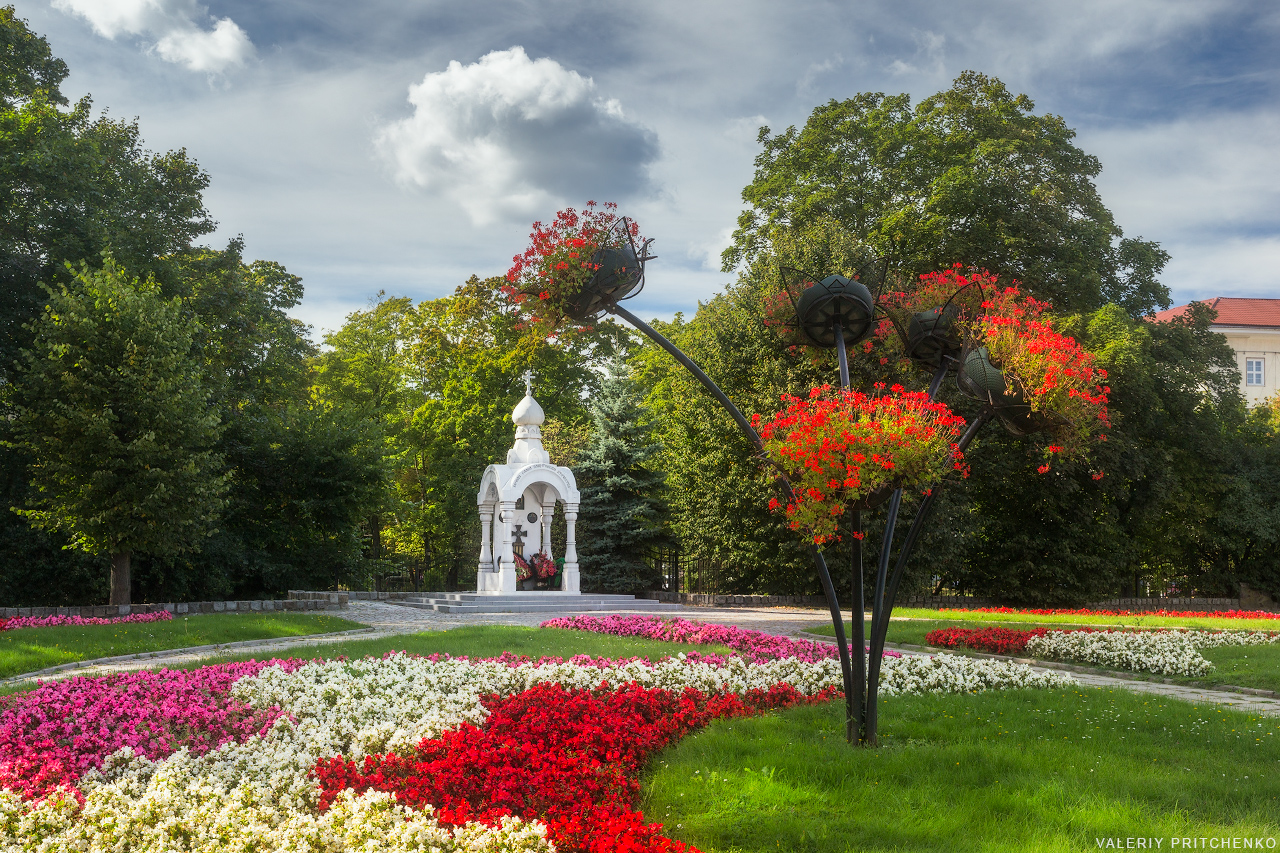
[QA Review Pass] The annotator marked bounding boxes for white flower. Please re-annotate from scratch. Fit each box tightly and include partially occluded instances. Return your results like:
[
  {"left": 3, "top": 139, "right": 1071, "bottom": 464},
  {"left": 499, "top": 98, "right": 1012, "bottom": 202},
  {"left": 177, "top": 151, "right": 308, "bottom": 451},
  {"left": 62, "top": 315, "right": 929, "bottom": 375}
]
[
  {"left": 1, "top": 650, "right": 1074, "bottom": 850},
  {"left": 1025, "top": 630, "right": 1212, "bottom": 677}
]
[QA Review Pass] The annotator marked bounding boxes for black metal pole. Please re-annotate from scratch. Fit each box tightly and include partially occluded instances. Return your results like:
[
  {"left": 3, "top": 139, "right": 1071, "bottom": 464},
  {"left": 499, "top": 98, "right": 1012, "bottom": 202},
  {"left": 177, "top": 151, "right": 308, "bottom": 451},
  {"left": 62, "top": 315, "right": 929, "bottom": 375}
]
[
  {"left": 862, "top": 486, "right": 900, "bottom": 745},
  {"left": 850, "top": 510, "right": 865, "bottom": 741},
  {"left": 608, "top": 302, "right": 860, "bottom": 742},
  {"left": 861, "top": 360, "right": 950, "bottom": 744},
  {"left": 863, "top": 407, "right": 993, "bottom": 744},
  {"left": 834, "top": 320, "right": 851, "bottom": 389}
]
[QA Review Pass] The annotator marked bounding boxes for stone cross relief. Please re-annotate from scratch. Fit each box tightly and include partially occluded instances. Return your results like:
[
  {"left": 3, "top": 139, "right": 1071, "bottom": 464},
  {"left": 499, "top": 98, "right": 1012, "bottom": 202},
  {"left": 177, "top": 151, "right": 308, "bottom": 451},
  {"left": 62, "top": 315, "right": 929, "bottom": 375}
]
[{"left": 511, "top": 523, "right": 527, "bottom": 556}]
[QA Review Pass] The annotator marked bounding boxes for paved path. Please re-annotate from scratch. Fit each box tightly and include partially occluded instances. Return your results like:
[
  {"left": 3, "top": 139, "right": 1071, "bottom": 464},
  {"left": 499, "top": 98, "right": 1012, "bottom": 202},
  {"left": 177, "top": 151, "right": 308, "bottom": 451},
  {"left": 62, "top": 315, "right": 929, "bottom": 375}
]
[{"left": 10, "top": 601, "right": 1280, "bottom": 717}]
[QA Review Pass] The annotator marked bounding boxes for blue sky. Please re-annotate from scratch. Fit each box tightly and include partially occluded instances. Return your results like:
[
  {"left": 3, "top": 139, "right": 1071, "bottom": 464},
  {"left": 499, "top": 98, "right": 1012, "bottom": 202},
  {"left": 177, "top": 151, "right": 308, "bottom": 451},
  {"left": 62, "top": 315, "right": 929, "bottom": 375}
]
[{"left": 16, "top": 0, "right": 1280, "bottom": 339}]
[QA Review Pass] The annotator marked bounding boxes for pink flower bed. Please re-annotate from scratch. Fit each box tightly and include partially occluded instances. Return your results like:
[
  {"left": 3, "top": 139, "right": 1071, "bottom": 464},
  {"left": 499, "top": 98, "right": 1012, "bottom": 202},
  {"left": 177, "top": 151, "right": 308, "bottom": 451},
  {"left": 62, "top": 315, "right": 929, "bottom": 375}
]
[
  {"left": 0, "top": 611, "right": 174, "bottom": 632},
  {"left": 540, "top": 614, "right": 900, "bottom": 662},
  {"left": 0, "top": 660, "right": 303, "bottom": 800}
]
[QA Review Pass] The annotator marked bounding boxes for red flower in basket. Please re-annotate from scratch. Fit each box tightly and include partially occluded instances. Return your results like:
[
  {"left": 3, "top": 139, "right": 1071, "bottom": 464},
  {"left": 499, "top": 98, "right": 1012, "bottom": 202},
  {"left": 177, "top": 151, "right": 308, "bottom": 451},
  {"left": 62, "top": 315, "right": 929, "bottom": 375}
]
[{"left": 753, "top": 386, "right": 967, "bottom": 544}]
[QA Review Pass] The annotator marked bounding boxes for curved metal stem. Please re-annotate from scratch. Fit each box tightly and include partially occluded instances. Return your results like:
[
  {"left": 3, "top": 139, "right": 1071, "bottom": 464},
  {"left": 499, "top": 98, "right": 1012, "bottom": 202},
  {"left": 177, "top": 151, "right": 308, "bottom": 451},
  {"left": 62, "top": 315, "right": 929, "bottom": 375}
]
[
  {"left": 608, "top": 302, "right": 859, "bottom": 742},
  {"left": 863, "top": 407, "right": 993, "bottom": 743},
  {"left": 862, "top": 487, "right": 901, "bottom": 744},
  {"left": 850, "top": 509, "right": 865, "bottom": 741},
  {"left": 835, "top": 321, "right": 850, "bottom": 389},
  {"left": 862, "top": 359, "right": 952, "bottom": 745}
]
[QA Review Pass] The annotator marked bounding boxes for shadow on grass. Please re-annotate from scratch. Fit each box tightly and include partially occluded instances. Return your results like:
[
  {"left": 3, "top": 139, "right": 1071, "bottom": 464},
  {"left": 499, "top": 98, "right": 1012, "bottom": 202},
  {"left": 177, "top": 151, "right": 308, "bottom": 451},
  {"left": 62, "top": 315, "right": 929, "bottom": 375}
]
[{"left": 646, "top": 687, "right": 1280, "bottom": 852}]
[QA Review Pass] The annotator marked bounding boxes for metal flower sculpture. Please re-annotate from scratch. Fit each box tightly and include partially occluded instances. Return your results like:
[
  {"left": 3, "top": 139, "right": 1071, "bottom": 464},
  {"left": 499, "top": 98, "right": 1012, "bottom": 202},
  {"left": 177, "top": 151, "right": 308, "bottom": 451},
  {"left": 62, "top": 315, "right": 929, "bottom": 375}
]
[{"left": 504, "top": 206, "right": 1108, "bottom": 748}]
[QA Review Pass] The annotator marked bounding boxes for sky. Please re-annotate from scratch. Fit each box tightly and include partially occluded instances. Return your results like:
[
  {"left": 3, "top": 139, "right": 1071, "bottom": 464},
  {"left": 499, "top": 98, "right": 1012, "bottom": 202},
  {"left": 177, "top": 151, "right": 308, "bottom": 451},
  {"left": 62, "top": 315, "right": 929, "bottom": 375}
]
[{"left": 14, "top": 0, "right": 1280, "bottom": 340}]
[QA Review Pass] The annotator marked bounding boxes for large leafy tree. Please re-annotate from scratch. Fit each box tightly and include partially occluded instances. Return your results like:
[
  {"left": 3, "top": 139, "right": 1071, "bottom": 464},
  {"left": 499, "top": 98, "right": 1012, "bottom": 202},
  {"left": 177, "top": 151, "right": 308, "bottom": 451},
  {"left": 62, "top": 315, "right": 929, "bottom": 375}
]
[
  {"left": 0, "top": 6, "right": 213, "bottom": 384},
  {"left": 0, "top": 7, "right": 217, "bottom": 604},
  {"left": 575, "top": 361, "right": 667, "bottom": 593},
  {"left": 724, "top": 71, "right": 1170, "bottom": 318},
  {"left": 9, "top": 259, "right": 228, "bottom": 604}
]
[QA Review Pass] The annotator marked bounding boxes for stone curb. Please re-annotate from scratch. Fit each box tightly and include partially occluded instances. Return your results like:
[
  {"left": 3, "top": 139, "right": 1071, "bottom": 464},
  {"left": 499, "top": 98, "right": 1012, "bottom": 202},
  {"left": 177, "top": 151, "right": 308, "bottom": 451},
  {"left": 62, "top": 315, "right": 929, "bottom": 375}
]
[
  {"left": 796, "top": 630, "right": 1280, "bottom": 699},
  {"left": 0, "top": 627, "right": 378, "bottom": 686}
]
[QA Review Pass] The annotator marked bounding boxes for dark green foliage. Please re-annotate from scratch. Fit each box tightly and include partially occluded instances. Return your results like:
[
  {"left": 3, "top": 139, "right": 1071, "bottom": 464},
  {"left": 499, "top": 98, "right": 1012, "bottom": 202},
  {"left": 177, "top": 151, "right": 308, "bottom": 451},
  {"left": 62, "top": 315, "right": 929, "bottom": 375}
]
[
  {"left": 9, "top": 259, "right": 228, "bottom": 564},
  {"left": 575, "top": 363, "right": 667, "bottom": 593},
  {"left": 725, "top": 71, "right": 1171, "bottom": 318}
]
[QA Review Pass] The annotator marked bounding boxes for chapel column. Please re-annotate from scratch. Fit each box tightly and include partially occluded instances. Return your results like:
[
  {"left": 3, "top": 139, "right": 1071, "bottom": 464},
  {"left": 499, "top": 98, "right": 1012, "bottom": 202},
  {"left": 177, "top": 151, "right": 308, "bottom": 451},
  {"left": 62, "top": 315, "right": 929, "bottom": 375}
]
[
  {"left": 541, "top": 503, "right": 555, "bottom": 561},
  {"left": 498, "top": 500, "right": 518, "bottom": 593},
  {"left": 561, "top": 503, "right": 580, "bottom": 593},
  {"left": 478, "top": 508, "right": 494, "bottom": 572}
]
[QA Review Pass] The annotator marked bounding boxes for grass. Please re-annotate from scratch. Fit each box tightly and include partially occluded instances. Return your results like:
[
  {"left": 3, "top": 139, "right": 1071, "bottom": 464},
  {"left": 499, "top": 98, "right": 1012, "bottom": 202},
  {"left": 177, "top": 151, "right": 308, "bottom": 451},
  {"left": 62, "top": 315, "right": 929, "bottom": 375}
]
[
  {"left": 0, "top": 612, "right": 365, "bottom": 679},
  {"left": 810, "top": 619, "right": 1280, "bottom": 694},
  {"left": 166, "top": 624, "right": 739, "bottom": 670},
  {"left": 889, "top": 607, "right": 1280, "bottom": 631},
  {"left": 644, "top": 687, "right": 1280, "bottom": 852}
]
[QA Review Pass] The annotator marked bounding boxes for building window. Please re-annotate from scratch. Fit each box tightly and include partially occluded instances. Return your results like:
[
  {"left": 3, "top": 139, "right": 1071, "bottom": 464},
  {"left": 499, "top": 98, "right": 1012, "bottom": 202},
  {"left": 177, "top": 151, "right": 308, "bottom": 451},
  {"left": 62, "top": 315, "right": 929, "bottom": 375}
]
[{"left": 1246, "top": 358, "right": 1265, "bottom": 386}]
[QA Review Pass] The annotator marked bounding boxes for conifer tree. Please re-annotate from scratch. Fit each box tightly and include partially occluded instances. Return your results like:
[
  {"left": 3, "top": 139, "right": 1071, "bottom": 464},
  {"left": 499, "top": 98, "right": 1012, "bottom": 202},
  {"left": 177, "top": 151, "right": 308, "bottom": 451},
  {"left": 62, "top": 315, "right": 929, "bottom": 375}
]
[{"left": 575, "top": 361, "right": 667, "bottom": 593}]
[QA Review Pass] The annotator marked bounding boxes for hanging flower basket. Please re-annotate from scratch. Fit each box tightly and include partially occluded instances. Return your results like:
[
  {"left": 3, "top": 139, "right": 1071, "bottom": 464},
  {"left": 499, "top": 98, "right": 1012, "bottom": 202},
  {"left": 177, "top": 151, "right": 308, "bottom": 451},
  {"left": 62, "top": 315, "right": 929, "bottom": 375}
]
[
  {"left": 957, "top": 345, "right": 1061, "bottom": 437},
  {"left": 879, "top": 266, "right": 994, "bottom": 371},
  {"left": 964, "top": 287, "right": 1110, "bottom": 461},
  {"left": 753, "top": 386, "right": 968, "bottom": 544},
  {"left": 504, "top": 202, "right": 650, "bottom": 331}
]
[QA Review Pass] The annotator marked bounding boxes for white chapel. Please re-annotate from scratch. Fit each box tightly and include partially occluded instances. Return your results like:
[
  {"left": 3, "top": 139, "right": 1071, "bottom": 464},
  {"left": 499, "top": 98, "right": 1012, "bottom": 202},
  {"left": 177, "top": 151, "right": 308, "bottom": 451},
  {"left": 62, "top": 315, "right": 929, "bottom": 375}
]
[{"left": 475, "top": 372, "right": 581, "bottom": 593}]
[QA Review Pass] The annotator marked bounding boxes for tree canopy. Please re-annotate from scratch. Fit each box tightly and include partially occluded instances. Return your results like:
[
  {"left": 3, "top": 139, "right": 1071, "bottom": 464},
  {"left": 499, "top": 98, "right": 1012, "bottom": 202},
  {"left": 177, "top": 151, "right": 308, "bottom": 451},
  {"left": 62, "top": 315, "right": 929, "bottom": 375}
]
[{"left": 724, "top": 72, "right": 1171, "bottom": 318}]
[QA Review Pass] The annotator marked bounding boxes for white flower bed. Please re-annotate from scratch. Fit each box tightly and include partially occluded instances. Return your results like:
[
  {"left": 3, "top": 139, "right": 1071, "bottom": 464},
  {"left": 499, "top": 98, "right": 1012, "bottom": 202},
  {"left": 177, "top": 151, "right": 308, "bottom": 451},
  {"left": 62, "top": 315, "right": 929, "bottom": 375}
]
[
  {"left": 1183, "top": 630, "right": 1280, "bottom": 649},
  {"left": 879, "top": 652, "right": 1075, "bottom": 695},
  {"left": 1025, "top": 630, "right": 1212, "bottom": 677},
  {"left": 1, "top": 651, "right": 1073, "bottom": 852}
]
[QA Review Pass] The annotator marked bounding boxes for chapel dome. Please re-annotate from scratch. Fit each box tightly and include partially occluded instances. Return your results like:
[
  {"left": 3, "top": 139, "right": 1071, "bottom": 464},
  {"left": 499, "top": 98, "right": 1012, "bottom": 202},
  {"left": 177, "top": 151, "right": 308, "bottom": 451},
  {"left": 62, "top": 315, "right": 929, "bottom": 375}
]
[{"left": 512, "top": 394, "right": 545, "bottom": 426}]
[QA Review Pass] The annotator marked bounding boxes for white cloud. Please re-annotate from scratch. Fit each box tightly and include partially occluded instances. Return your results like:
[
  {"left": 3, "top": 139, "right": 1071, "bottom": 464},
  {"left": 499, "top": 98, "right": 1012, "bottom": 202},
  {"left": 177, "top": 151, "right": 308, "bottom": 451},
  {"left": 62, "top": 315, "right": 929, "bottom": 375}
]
[
  {"left": 51, "top": 0, "right": 253, "bottom": 73},
  {"left": 375, "top": 46, "right": 658, "bottom": 226}
]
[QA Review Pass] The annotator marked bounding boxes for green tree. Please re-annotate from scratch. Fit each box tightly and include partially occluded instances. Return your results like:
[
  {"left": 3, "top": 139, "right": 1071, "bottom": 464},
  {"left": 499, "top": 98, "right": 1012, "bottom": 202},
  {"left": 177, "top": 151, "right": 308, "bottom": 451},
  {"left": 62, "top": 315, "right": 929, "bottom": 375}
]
[
  {"left": 9, "top": 258, "right": 228, "bottom": 604},
  {"left": 575, "top": 361, "right": 667, "bottom": 593},
  {"left": 1, "top": 5, "right": 213, "bottom": 383},
  {"left": 724, "top": 71, "right": 1170, "bottom": 317},
  {"left": 0, "top": 7, "right": 216, "bottom": 603}
]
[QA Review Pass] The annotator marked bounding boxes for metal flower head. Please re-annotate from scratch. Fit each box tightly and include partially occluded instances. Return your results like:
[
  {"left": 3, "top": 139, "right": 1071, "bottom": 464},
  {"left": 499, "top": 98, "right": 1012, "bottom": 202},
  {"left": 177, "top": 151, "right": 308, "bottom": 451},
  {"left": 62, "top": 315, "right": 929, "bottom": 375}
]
[
  {"left": 565, "top": 216, "right": 656, "bottom": 322},
  {"left": 777, "top": 255, "right": 888, "bottom": 350}
]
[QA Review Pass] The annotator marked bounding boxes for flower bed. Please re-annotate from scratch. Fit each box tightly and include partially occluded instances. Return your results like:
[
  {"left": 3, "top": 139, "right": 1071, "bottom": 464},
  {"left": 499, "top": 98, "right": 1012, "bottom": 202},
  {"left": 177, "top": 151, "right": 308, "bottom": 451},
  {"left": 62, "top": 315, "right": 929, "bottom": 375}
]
[
  {"left": 0, "top": 645, "right": 1072, "bottom": 851},
  {"left": 0, "top": 611, "right": 173, "bottom": 631},
  {"left": 925, "top": 626, "right": 1054, "bottom": 655},
  {"left": 1023, "top": 631, "right": 1211, "bottom": 677},
  {"left": 940, "top": 606, "right": 1280, "bottom": 621},
  {"left": 541, "top": 614, "right": 901, "bottom": 662},
  {"left": 1183, "top": 630, "right": 1280, "bottom": 648},
  {"left": 926, "top": 625, "right": 1237, "bottom": 677}
]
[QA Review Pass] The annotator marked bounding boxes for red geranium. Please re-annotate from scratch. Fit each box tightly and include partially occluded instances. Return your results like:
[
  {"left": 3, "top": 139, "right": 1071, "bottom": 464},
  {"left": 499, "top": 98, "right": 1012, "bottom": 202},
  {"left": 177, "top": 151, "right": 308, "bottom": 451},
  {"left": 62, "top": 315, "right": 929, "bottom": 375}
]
[
  {"left": 971, "top": 287, "right": 1110, "bottom": 462},
  {"left": 753, "top": 385, "right": 967, "bottom": 544},
  {"left": 504, "top": 201, "right": 643, "bottom": 331}
]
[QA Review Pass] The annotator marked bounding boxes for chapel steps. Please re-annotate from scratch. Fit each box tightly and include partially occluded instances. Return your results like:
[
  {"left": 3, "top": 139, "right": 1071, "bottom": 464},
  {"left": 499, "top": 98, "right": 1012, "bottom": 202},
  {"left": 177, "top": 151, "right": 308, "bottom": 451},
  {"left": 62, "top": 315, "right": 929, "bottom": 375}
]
[{"left": 389, "top": 592, "right": 683, "bottom": 614}]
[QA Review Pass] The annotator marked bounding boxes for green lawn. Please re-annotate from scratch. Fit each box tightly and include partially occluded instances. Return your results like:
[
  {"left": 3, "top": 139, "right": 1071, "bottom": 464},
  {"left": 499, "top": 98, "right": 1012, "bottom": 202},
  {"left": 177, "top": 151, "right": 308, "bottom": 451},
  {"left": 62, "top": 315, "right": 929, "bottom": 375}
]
[
  {"left": 890, "top": 607, "right": 1280, "bottom": 631},
  {"left": 810, "top": 619, "right": 1280, "bottom": 693},
  {"left": 645, "top": 687, "right": 1280, "bottom": 852},
  {"left": 0, "top": 612, "right": 364, "bottom": 678},
  {"left": 171, "top": 624, "right": 738, "bottom": 669}
]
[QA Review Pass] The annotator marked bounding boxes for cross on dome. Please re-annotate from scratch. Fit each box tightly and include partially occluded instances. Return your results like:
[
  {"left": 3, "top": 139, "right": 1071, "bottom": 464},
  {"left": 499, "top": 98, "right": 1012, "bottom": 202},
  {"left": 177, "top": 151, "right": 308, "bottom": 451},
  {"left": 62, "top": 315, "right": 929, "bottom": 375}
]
[{"left": 523, "top": 369, "right": 534, "bottom": 396}]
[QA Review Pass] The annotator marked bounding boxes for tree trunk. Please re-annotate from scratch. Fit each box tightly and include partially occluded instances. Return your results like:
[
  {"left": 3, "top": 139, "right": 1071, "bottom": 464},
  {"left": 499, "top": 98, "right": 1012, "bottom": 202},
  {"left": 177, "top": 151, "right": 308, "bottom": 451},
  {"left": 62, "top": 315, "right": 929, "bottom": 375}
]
[
  {"left": 110, "top": 552, "right": 131, "bottom": 605},
  {"left": 368, "top": 514, "right": 382, "bottom": 560}
]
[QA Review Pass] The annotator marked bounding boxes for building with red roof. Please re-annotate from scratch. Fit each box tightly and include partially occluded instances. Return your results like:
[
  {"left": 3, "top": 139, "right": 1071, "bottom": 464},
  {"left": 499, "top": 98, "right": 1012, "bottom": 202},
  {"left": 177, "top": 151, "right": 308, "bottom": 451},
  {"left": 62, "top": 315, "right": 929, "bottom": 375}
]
[{"left": 1152, "top": 298, "right": 1280, "bottom": 404}]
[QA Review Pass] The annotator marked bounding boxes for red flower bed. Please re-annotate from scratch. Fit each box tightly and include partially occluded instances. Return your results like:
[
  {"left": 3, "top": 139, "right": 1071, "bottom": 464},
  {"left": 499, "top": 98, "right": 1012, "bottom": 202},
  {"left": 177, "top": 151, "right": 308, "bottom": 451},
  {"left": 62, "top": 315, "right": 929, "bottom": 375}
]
[
  {"left": 925, "top": 626, "right": 1050, "bottom": 655},
  {"left": 940, "top": 606, "right": 1280, "bottom": 621},
  {"left": 314, "top": 681, "right": 840, "bottom": 853}
]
